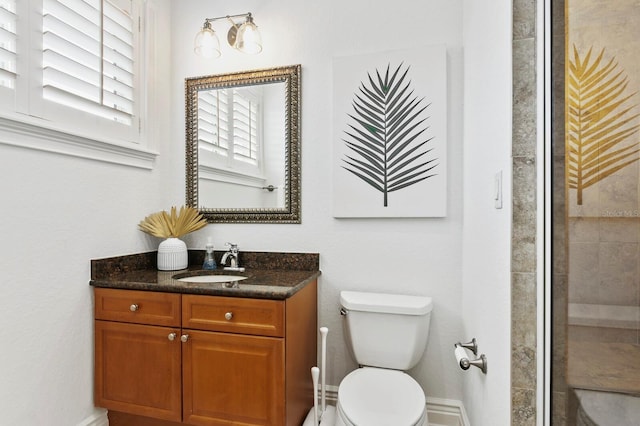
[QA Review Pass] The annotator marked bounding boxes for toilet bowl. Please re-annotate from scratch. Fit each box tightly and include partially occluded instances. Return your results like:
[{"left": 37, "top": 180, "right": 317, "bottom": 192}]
[
  {"left": 336, "top": 291, "right": 433, "bottom": 426},
  {"left": 335, "top": 367, "right": 427, "bottom": 426}
]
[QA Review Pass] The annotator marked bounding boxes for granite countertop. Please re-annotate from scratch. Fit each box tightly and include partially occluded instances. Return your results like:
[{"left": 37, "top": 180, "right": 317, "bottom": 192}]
[{"left": 90, "top": 251, "right": 320, "bottom": 300}]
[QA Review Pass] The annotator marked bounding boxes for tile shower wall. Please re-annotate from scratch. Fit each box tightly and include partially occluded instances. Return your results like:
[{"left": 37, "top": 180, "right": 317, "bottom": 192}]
[
  {"left": 511, "top": 0, "right": 540, "bottom": 424},
  {"left": 569, "top": 217, "right": 640, "bottom": 308}
]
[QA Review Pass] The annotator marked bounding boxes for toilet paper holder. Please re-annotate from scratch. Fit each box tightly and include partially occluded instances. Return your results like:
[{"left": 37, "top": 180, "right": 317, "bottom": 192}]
[{"left": 454, "top": 338, "right": 487, "bottom": 374}]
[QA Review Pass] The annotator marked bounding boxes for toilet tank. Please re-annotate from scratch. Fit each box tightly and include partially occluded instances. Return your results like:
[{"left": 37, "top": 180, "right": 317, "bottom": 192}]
[{"left": 340, "top": 291, "right": 433, "bottom": 370}]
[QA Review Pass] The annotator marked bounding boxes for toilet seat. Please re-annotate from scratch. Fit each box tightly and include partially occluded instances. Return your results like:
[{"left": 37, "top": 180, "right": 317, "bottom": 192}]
[{"left": 337, "top": 367, "right": 427, "bottom": 426}]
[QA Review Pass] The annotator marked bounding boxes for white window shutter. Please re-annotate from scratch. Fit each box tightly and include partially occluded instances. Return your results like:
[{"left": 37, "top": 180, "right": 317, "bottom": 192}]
[
  {"left": 198, "top": 88, "right": 230, "bottom": 156},
  {"left": 232, "top": 89, "right": 259, "bottom": 165},
  {"left": 197, "top": 87, "right": 263, "bottom": 178},
  {"left": 0, "top": 0, "right": 16, "bottom": 90},
  {"left": 42, "top": 0, "right": 135, "bottom": 125}
]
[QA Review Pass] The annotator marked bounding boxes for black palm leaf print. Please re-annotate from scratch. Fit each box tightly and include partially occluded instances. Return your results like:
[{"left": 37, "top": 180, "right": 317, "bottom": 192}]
[{"left": 342, "top": 62, "right": 438, "bottom": 207}]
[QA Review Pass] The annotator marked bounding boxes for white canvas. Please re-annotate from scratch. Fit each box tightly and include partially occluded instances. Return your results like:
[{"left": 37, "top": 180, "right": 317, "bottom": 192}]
[{"left": 332, "top": 46, "right": 448, "bottom": 218}]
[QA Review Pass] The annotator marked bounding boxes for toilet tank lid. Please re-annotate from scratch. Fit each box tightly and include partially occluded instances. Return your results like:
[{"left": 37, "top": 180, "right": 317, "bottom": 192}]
[{"left": 340, "top": 291, "right": 433, "bottom": 315}]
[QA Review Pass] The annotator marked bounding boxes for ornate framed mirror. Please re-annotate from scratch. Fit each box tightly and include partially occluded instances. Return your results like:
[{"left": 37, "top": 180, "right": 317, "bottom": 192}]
[{"left": 185, "top": 65, "right": 301, "bottom": 223}]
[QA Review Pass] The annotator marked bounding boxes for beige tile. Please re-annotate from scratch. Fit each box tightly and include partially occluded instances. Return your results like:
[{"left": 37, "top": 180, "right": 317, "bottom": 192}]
[
  {"left": 599, "top": 218, "right": 640, "bottom": 243},
  {"left": 598, "top": 167, "right": 640, "bottom": 217},
  {"left": 513, "top": 38, "right": 537, "bottom": 158},
  {"left": 512, "top": 345, "right": 537, "bottom": 389},
  {"left": 512, "top": 272, "right": 537, "bottom": 348},
  {"left": 512, "top": 157, "right": 537, "bottom": 273},
  {"left": 512, "top": 387, "right": 537, "bottom": 426},
  {"left": 598, "top": 242, "right": 639, "bottom": 305},
  {"left": 568, "top": 217, "right": 600, "bottom": 243},
  {"left": 513, "top": 0, "right": 536, "bottom": 40},
  {"left": 568, "top": 242, "right": 600, "bottom": 304},
  {"left": 512, "top": 272, "right": 537, "bottom": 390},
  {"left": 567, "top": 340, "right": 640, "bottom": 394}
]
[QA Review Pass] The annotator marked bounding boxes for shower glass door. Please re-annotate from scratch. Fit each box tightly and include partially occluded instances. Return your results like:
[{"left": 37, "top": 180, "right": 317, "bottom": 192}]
[{"left": 561, "top": 0, "right": 640, "bottom": 423}]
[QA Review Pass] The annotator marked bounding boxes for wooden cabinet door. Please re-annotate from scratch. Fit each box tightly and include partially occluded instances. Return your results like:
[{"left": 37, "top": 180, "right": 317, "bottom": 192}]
[
  {"left": 95, "top": 321, "right": 182, "bottom": 422},
  {"left": 182, "top": 330, "right": 285, "bottom": 426}
]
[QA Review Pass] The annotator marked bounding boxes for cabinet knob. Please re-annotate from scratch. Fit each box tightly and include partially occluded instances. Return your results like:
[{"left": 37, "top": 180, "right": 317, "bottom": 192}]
[
  {"left": 168, "top": 333, "right": 177, "bottom": 341},
  {"left": 225, "top": 312, "right": 233, "bottom": 321},
  {"left": 180, "top": 334, "right": 190, "bottom": 342},
  {"left": 129, "top": 304, "right": 139, "bottom": 312}
]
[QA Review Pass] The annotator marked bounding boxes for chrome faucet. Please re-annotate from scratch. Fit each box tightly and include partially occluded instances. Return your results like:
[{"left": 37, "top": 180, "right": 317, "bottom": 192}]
[{"left": 221, "top": 243, "right": 244, "bottom": 271}]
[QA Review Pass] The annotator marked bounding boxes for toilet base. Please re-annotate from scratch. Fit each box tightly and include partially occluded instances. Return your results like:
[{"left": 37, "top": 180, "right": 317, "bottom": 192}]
[{"left": 335, "top": 401, "right": 428, "bottom": 426}]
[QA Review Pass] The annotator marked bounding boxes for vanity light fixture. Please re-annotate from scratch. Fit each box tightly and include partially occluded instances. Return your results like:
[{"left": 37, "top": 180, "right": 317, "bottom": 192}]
[{"left": 194, "top": 12, "right": 262, "bottom": 58}]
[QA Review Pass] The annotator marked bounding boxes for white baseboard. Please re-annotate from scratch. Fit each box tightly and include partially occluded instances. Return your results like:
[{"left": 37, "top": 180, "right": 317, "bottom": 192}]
[
  {"left": 426, "top": 397, "right": 470, "bottom": 426},
  {"left": 77, "top": 408, "right": 108, "bottom": 426},
  {"left": 85, "top": 393, "right": 470, "bottom": 426},
  {"left": 321, "top": 386, "right": 469, "bottom": 426},
  {"left": 323, "top": 384, "right": 339, "bottom": 405}
]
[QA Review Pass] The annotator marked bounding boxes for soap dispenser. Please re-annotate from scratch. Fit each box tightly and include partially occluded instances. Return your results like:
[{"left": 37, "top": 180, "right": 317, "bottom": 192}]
[{"left": 202, "top": 239, "right": 217, "bottom": 270}]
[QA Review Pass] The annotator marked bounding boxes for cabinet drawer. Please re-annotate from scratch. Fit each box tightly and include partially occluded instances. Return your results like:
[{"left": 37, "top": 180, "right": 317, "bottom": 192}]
[
  {"left": 94, "top": 288, "right": 181, "bottom": 327},
  {"left": 182, "top": 295, "right": 285, "bottom": 337}
]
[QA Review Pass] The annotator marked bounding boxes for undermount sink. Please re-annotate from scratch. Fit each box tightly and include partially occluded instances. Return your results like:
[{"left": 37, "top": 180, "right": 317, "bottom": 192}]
[{"left": 175, "top": 275, "right": 248, "bottom": 284}]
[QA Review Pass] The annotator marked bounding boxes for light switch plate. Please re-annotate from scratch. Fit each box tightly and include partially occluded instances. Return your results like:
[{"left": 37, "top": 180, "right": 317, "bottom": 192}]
[{"left": 494, "top": 170, "right": 503, "bottom": 209}]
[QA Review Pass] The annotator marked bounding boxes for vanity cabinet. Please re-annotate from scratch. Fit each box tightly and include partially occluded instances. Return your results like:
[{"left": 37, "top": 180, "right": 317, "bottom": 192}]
[
  {"left": 94, "top": 280, "right": 316, "bottom": 426},
  {"left": 94, "top": 289, "right": 182, "bottom": 421},
  {"left": 181, "top": 295, "right": 286, "bottom": 425}
]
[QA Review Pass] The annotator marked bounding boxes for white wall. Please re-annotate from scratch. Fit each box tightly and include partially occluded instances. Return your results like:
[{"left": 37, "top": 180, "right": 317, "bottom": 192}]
[
  {"left": 173, "top": 0, "right": 466, "bottom": 401},
  {"left": 461, "top": 1, "right": 513, "bottom": 425},
  {"left": 0, "top": 1, "right": 175, "bottom": 425}
]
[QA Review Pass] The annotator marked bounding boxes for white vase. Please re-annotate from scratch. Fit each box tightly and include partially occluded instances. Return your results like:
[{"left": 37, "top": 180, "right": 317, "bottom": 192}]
[{"left": 157, "top": 237, "right": 188, "bottom": 271}]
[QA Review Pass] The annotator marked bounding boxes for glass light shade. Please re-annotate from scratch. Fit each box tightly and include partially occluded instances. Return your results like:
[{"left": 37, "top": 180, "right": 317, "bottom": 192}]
[
  {"left": 235, "top": 21, "right": 262, "bottom": 54},
  {"left": 194, "top": 26, "right": 221, "bottom": 58}
]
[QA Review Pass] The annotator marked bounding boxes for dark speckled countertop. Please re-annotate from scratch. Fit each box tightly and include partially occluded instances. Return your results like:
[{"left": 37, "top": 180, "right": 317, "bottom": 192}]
[{"left": 90, "top": 250, "right": 320, "bottom": 300}]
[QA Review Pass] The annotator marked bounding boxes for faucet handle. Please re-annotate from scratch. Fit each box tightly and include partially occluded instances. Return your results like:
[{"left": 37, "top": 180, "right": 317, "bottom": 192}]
[{"left": 225, "top": 242, "right": 238, "bottom": 252}]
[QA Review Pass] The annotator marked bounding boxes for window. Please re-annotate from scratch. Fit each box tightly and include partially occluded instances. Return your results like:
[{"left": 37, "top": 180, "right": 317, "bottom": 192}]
[
  {"left": 42, "top": 0, "right": 136, "bottom": 125},
  {"left": 198, "top": 86, "right": 263, "bottom": 178},
  {"left": 0, "top": 0, "right": 153, "bottom": 167}
]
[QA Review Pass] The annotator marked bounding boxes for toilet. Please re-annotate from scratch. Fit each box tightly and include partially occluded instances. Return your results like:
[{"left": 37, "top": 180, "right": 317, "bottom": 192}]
[{"left": 336, "top": 290, "right": 432, "bottom": 426}]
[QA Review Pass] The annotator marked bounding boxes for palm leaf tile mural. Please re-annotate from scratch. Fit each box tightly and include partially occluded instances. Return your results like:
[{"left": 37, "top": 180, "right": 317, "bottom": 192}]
[
  {"left": 341, "top": 62, "right": 438, "bottom": 207},
  {"left": 567, "top": 45, "right": 640, "bottom": 205}
]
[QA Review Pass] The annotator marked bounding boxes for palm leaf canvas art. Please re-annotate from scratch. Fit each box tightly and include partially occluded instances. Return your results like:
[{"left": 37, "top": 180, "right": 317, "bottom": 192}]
[
  {"left": 332, "top": 46, "right": 447, "bottom": 217},
  {"left": 342, "top": 62, "right": 437, "bottom": 207},
  {"left": 567, "top": 45, "right": 640, "bottom": 206}
]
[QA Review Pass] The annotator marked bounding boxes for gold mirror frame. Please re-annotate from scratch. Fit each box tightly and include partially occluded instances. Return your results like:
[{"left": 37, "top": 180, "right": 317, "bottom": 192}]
[{"left": 185, "top": 65, "right": 301, "bottom": 223}]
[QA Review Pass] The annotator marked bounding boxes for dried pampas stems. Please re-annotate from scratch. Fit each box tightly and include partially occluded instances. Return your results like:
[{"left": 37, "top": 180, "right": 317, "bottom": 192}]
[{"left": 138, "top": 206, "right": 207, "bottom": 238}]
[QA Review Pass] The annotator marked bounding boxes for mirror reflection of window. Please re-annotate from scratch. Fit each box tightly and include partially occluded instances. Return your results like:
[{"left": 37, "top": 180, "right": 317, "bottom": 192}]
[
  {"left": 185, "top": 65, "right": 301, "bottom": 222},
  {"left": 232, "top": 88, "right": 260, "bottom": 166},
  {"left": 198, "top": 89, "right": 230, "bottom": 156},
  {"left": 197, "top": 87, "right": 263, "bottom": 178}
]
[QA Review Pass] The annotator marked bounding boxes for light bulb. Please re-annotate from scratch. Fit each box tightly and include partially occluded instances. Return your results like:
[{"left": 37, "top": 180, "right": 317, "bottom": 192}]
[
  {"left": 194, "top": 24, "right": 221, "bottom": 58},
  {"left": 235, "top": 19, "right": 262, "bottom": 54}
]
